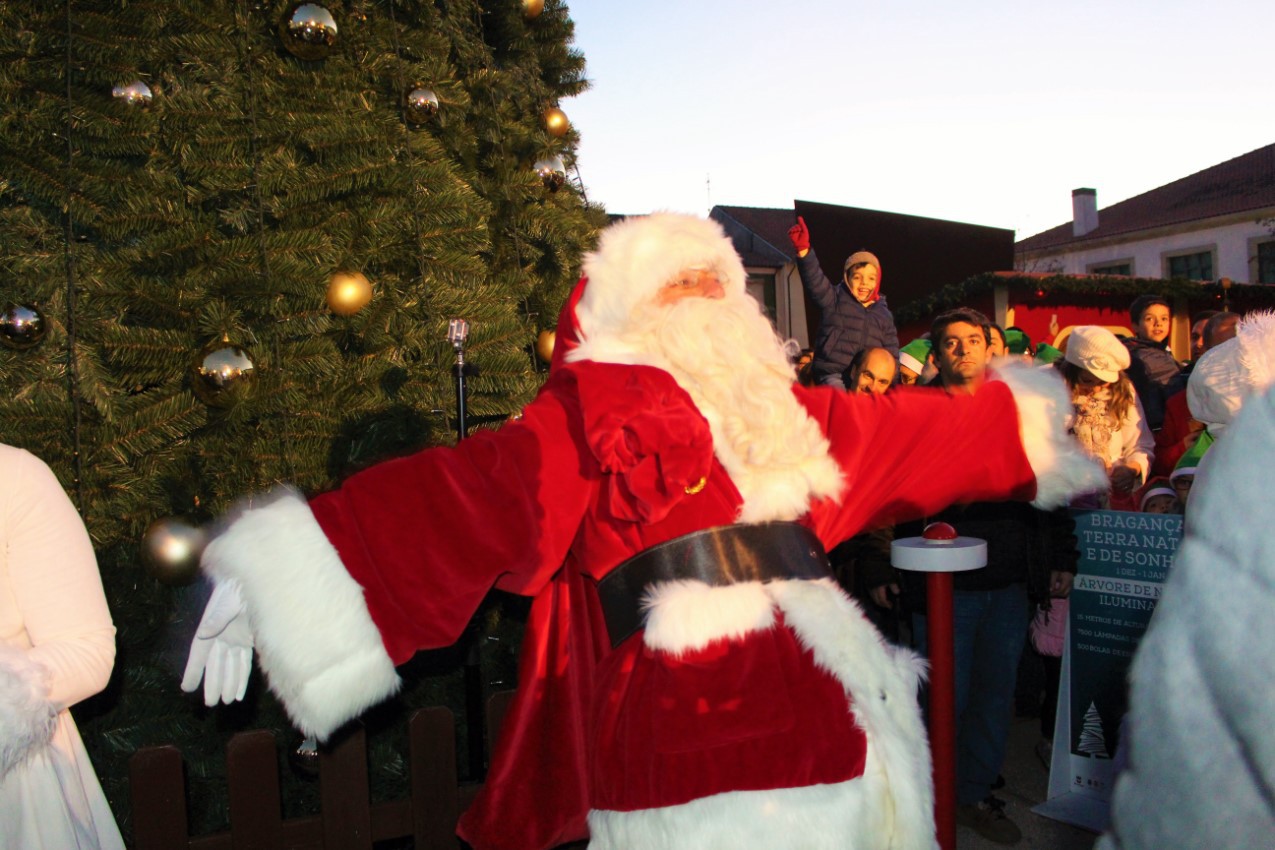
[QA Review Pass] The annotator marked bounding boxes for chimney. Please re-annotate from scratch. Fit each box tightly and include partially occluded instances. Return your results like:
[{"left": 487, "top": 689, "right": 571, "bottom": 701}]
[{"left": 1072, "top": 188, "right": 1098, "bottom": 237}]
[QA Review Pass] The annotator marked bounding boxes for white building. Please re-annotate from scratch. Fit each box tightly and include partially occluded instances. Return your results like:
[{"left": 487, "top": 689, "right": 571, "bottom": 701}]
[{"left": 1015, "top": 144, "right": 1275, "bottom": 285}]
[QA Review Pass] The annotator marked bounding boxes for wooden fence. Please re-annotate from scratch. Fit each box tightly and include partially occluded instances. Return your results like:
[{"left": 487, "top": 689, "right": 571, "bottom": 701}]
[{"left": 128, "top": 692, "right": 514, "bottom": 850}]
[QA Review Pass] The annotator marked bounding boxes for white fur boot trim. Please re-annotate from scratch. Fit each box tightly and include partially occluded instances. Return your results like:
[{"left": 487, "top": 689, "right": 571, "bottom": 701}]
[
  {"left": 202, "top": 488, "right": 400, "bottom": 740},
  {"left": 0, "top": 643, "right": 58, "bottom": 781},
  {"left": 992, "top": 361, "right": 1106, "bottom": 508},
  {"left": 767, "top": 579, "right": 940, "bottom": 850},
  {"left": 641, "top": 579, "right": 775, "bottom": 654}
]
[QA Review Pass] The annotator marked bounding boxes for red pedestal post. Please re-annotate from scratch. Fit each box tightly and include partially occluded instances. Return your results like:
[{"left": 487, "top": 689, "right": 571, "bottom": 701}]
[{"left": 927, "top": 571, "right": 957, "bottom": 850}]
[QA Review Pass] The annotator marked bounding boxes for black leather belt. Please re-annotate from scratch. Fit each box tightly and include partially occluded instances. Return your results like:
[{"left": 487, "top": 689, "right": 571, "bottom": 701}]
[{"left": 595, "top": 522, "right": 832, "bottom": 648}]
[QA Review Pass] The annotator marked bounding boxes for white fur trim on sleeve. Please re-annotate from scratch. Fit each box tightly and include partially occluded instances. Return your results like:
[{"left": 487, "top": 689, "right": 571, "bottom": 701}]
[
  {"left": 202, "top": 489, "right": 400, "bottom": 741},
  {"left": 0, "top": 643, "right": 58, "bottom": 780},
  {"left": 992, "top": 362, "right": 1107, "bottom": 509}
]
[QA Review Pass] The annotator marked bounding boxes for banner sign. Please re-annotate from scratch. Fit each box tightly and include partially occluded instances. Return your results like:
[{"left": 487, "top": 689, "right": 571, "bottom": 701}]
[{"left": 1034, "top": 508, "right": 1183, "bottom": 830}]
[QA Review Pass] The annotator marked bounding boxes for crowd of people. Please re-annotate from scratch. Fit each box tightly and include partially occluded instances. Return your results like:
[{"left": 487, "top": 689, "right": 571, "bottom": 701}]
[{"left": 789, "top": 221, "right": 1266, "bottom": 845}]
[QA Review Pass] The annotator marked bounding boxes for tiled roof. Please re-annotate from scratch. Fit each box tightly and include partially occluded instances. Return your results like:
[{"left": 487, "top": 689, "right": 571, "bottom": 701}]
[
  {"left": 710, "top": 205, "right": 795, "bottom": 266},
  {"left": 1016, "top": 143, "right": 1275, "bottom": 253}
]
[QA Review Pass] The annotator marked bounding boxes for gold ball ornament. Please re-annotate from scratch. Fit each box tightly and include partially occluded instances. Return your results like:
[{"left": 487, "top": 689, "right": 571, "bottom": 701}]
[
  {"left": 533, "top": 155, "right": 567, "bottom": 192},
  {"left": 278, "top": 2, "right": 339, "bottom": 61},
  {"left": 112, "top": 80, "right": 153, "bottom": 107},
  {"left": 535, "top": 329, "right": 556, "bottom": 362},
  {"left": 191, "top": 339, "right": 256, "bottom": 406},
  {"left": 404, "top": 86, "right": 440, "bottom": 124},
  {"left": 0, "top": 304, "right": 47, "bottom": 351},
  {"left": 327, "top": 271, "right": 373, "bottom": 316},
  {"left": 141, "top": 517, "right": 208, "bottom": 586},
  {"left": 522, "top": 0, "right": 545, "bottom": 19},
  {"left": 543, "top": 107, "right": 569, "bottom": 137}
]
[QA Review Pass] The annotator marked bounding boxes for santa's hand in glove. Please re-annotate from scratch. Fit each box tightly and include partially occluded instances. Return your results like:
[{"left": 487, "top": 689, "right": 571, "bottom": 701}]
[{"left": 181, "top": 578, "right": 253, "bottom": 706}]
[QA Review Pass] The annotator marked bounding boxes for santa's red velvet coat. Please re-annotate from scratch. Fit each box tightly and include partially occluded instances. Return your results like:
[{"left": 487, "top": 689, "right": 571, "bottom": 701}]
[
  {"left": 269, "top": 357, "right": 1031, "bottom": 847},
  {"left": 198, "top": 214, "right": 1108, "bottom": 850}
]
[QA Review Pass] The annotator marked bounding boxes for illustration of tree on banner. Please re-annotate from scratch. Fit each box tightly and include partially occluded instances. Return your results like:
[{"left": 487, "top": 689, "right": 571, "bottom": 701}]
[
  {"left": 1078, "top": 701, "right": 1110, "bottom": 759},
  {"left": 0, "top": 0, "right": 604, "bottom": 838}
]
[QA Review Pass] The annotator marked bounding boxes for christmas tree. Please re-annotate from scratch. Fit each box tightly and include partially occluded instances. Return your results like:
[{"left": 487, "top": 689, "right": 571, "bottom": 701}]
[{"left": 0, "top": 0, "right": 603, "bottom": 838}]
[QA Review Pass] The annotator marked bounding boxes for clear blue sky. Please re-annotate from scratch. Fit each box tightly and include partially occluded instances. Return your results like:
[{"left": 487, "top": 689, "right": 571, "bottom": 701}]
[{"left": 564, "top": 0, "right": 1272, "bottom": 240}]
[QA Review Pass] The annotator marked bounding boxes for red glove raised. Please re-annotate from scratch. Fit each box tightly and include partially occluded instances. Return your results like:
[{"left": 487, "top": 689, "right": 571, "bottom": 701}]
[{"left": 787, "top": 216, "right": 810, "bottom": 253}]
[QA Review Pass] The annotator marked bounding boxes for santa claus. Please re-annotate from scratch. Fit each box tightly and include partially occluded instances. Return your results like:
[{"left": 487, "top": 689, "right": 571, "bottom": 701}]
[{"left": 183, "top": 213, "right": 1104, "bottom": 850}]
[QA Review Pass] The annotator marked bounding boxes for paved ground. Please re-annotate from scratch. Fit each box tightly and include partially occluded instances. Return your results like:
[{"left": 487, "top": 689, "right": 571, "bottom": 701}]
[{"left": 957, "top": 717, "right": 1100, "bottom": 850}]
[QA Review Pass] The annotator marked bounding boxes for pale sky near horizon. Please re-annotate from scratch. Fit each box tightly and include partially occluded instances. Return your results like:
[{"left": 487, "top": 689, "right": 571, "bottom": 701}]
[{"left": 563, "top": 0, "right": 1271, "bottom": 242}]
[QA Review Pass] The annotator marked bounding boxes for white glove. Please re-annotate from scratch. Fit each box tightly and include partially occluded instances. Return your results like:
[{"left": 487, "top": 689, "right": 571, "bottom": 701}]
[{"left": 181, "top": 578, "right": 254, "bottom": 706}]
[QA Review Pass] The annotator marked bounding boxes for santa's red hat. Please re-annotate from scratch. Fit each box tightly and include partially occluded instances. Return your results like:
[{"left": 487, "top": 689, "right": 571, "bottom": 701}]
[{"left": 568, "top": 213, "right": 747, "bottom": 349}]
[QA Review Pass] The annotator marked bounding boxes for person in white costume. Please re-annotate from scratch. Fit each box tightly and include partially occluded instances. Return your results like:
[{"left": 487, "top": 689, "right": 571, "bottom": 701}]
[{"left": 0, "top": 444, "right": 123, "bottom": 850}]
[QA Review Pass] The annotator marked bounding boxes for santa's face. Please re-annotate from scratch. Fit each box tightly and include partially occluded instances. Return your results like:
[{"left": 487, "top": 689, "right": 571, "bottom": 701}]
[{"left": 657, "top": 267, "right": 725, "bottom": 305}]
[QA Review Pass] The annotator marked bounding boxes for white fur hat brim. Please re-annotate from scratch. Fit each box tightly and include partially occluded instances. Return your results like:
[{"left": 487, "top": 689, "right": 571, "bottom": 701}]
[
  {"left": 1188, "top": 310, "right": 1275, "bottom": 432},
  {"left": 575, "top": 213, "right": 747, "bottom": 343}
]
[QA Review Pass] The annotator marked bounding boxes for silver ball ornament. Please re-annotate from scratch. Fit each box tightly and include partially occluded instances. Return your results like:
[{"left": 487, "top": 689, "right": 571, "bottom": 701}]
[
  {"left": 112, "top": 80, "right": 153, "bottom": 106},
  {"left": 191, "top": 339, "right": 256, "bottom": 406},
  {"left": 0, "top": 304, "right": 48, "bottom": 351},
  {"left": 533, "top": 155, "right": 566, "bottom": 192},
  {"left": 141, "top": 517, "right": 207, "bottom": 586},
  {"left": 278, "top": 3, "right": 339, "bottom": 61},
  {"left": 404, "top": 86, "right": 440, "bottom": 124}
]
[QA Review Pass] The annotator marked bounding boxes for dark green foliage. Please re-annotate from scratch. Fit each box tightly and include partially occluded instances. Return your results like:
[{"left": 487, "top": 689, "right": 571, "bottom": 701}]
[{"left": 0, "top": 0, "right": 604, "bottom": 839}]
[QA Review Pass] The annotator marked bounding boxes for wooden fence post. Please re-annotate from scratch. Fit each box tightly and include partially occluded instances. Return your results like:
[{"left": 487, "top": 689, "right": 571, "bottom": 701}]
[
  {"left": 128, "top": 745, "right": 189, "bottom": 850},
  {"left": 320, "top": 723, "right": 373, "bottom": 849},
  {"left": 226, "top": 730, "right": 283, "bottom": 849}
]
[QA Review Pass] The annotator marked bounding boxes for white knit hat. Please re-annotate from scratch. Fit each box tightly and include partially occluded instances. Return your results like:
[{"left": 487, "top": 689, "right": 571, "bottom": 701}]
[
  {"left": 1187, "top": 310, "right": 1275, "bottom": 433},
  {"left": 574, "top": 213, "right": 747, "bottom": 344},
  {"left": 1064, "top": 325, "right": 1131, "bottom": 383}
]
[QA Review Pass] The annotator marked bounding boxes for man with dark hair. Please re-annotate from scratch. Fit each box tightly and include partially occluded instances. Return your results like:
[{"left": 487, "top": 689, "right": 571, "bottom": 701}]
[
  {"left": 1189, "top": 310, "right": 1220, "bottom": 363},
  {"left": 987, "top": 323, "right": 1007, "bottom": 361},
  {"left": 929, "top": 308, "right": 992, "bottom": 394},
  {"left": 1202, "top": 311, "right": 1239, "bottom": 351},
  {"left": 883, "top": 306, "right": 1080, "bottom": 844},
  {"left": 1122, "top": 294, "right": 1181, "bottom": 430}
]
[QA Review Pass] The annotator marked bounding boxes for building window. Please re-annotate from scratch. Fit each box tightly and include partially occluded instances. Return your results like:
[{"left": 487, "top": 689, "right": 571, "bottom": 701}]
[
  {"left": 746, "top": 272, "right": 777, "bottom": 321},
  {"left": 1089, "top": 262, "right": 1132, "bottom": 276},
  {"left": 1165, "top": 251, "right": 1213, "bottom": 281},
  {"left": 1256, "top": 240, "right": 1275, "bottom": 284}
]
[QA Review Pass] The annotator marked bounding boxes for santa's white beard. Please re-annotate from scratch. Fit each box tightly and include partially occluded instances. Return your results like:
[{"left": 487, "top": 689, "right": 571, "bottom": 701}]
[{"left": 609, "top": 293, "right": 845, "bottom": 522}]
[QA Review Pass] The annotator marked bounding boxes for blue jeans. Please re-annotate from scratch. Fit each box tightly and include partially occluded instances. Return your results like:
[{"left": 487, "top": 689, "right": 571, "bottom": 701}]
[{"left": 913, "top": 583, "right": 1029, "bottom": 806}]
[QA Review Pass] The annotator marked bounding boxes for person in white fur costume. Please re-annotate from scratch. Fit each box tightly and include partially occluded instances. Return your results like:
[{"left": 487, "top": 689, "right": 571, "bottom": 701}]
[
  {"left": 182, "top": 213, "right": 1104, "bottom": 850},
  {"left": 1097, "top": 310, "right": 1275, "bottom": 849},
  {"left": 1, "top": 444, "right": 123, "bottom": 849}
]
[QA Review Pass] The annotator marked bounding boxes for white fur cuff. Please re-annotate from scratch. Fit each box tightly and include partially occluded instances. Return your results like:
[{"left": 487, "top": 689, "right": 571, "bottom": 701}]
[
  {"left": 0, "top": 643, "right": 58, "bottom": 780},
  {"left": 202, "top": 489, "right": 401, "bottom": 740},
  {"left": 992, "top": 362, "right": 1106, "bottom": 509}
]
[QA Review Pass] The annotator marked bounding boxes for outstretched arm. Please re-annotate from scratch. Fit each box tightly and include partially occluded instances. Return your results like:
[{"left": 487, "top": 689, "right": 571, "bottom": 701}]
[
  {"left": 184, "top": 371, "right": 595, "bottom": 740},
  {"left": 800, "top": 361, "right": 1105, "bottom": 551}
]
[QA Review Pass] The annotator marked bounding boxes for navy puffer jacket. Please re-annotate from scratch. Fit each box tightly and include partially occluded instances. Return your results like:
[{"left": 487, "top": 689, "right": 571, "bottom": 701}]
[{"left": 796, "top": 249, "right": 899, "bottom": 380}]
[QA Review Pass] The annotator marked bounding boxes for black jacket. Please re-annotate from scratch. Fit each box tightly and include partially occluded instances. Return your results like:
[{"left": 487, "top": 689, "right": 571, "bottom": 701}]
[{"left": 1122, "top": 337, "right": 1183, "bottom": 431}]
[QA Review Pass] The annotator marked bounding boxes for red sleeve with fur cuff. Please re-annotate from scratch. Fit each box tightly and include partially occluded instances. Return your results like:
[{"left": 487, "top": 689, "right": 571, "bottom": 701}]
[
  {"left": 798, "top": 381, "right": 1038, "bottom": 551},
  {"left": 308, "top": 367, "right": 597, "bottom": 664}
]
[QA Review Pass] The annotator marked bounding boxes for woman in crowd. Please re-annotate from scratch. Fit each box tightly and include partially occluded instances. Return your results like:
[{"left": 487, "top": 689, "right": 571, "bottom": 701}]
[
  {"left": 1058, "top": 326, "right": 1154, "bottom": 511},
  {"left": 1, "top": 444, "right": 123, "bottom": 849}
]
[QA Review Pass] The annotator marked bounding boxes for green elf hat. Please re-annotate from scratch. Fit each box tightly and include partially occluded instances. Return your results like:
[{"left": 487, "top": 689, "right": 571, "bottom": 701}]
[
  {"left": 1138, "top": 477, "right": 1178, "bottom": 511},
  {"left": 1005, "top": 327, "right": 1033, "bottom": 355},
  {"left": 1170, "top": 429, "right": 1215, "bottom": 482},
  {"left": 899, "top": 338, "right": 932, "bottom": 375},
  {"left": 1034, "top": 342, "right": 1064, "bottom": 364}
]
